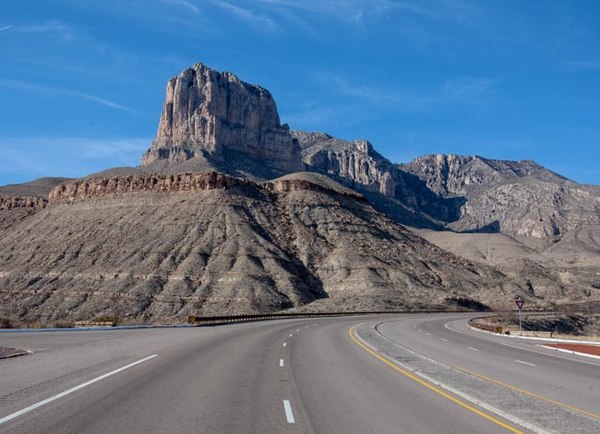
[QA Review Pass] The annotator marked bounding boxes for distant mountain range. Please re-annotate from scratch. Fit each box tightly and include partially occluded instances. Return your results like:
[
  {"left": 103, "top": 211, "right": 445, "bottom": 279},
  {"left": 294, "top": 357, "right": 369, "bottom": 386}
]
[{"left": 1, "top": 63, "right": 598, "bottom": 325}]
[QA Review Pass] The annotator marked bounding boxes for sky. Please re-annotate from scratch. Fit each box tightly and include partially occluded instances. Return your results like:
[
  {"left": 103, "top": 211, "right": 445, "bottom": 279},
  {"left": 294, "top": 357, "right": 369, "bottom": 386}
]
[{"left": 1, "top": 0, "right": 599, "bottom": 185}]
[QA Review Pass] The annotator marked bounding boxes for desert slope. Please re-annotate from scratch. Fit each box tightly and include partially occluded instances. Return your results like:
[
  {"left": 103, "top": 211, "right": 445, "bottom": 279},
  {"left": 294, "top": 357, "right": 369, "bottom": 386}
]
[{"left": 0, "top": 171, "right": 527, "bottom": 324}]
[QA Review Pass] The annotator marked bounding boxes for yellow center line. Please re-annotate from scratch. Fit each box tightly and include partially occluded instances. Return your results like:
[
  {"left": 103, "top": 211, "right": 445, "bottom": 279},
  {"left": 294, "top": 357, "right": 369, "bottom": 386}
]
[
  {"left": 348, "top": 325, "right": 524, "bottom": 434},
  {"left": 451, "top": 365, "right": 600, "bottom": 421}
]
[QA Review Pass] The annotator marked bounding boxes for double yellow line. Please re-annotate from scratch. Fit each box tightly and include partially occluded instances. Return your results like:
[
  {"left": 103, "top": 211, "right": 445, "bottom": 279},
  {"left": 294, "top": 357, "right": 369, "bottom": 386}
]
[{"left": 348, "top": 325, "right": 524, "bottom": 434}]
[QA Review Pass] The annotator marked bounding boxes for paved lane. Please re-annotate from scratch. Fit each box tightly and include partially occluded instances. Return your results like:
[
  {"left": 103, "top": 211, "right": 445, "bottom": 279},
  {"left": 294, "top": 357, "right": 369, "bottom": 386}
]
[
  {"left": 378, "top": 314, "right": 600, "bottom": 416},
  {"left": 0, "top": 315, "right": 529, "bottom": 433}
]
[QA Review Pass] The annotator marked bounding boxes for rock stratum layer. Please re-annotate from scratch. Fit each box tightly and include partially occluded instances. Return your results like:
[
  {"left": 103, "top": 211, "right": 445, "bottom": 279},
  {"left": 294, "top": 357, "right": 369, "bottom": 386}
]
[
  {"left": 0, "top": 171, "right": 528, "bottom": 324},
  {"left": 141, "top": 63, "right": 302, "bottom": 177}
]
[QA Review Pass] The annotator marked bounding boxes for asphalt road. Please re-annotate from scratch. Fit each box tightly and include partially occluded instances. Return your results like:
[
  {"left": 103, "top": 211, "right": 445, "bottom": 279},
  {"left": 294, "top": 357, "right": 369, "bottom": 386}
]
[
  {"left": 380, "top": 315, "right": 600, "bottom": 415},
  {"left": 0, "top": 313, "right": 597, "bottom": 433}
]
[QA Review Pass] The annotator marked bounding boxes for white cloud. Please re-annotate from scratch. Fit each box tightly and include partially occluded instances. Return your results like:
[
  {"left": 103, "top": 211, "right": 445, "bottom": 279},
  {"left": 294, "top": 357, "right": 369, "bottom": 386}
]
[
  {"left": 162, "top": 0, "right": 202, "bottom": 14},
  {"left": 314, "top": 72, "right": 431, "bottom": 109},
  {"left": 442, "top": 77, "right": 499, "bottom": 100},
  {"left": 0, "top": 78, "right": 135, "bottom": 113},
  {"left": 14, "top": 21, "right": 74, "bottom": 40},
  {"left": 0, "top": 25, "right": 13, "bottom": 31},
  {"left": 207, "top": 0, "right": 279, "bottom": 32}
]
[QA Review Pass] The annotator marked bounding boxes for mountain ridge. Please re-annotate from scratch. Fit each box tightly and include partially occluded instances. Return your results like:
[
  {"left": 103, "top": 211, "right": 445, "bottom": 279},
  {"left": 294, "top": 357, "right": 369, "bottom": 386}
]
[{"left": 1, "top": 61, "right": 598, "bottom": 324}]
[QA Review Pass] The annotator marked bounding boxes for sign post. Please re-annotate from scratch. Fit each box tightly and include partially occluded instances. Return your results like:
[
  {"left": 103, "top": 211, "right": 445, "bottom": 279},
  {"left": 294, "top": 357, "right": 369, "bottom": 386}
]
[{"left": 514, "top": 296, "right": 525, "bottom": 333}]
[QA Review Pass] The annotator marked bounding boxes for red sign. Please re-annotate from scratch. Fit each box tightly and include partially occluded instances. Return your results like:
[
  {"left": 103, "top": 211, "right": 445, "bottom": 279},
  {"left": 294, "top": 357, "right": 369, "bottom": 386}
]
[{"left": 515, "top": 299, "right": 524, "bottom": 310}]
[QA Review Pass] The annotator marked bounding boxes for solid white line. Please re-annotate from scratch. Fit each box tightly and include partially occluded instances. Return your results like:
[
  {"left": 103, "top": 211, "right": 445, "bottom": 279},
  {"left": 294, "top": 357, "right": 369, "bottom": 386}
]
[
  {"left": 467, "top": 347, "right": 479, "bottom": 352},
  {"left": 279, "top": 359, "right": 284, "bottom": 367},
  {"left": 283, "top": 400, "right": 295, "bottom": 423},
  {"left": 515, "top": 359, "right": 536, "bottom": 367},
  {"left": 440, "top": 338, "right": 448, "bottom": 342},
  {"left": 0, "top": 354, "right": 158, "bottom": 426},
  {"left": 282, "top": 342, "right": 287, "bottom": 347}
]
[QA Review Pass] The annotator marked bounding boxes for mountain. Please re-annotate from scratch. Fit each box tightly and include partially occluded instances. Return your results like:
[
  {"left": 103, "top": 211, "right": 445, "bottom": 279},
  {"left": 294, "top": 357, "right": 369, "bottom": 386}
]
[
  {"left": 402, "top": 154, "right": 600, "bottom": 239},
  {"left": 295, "top": 131, "right": 464, "bottom": 228},
  {"left": 141, "top": 63, "right": 302, "bottom": 179},
  {"left": 1, "top": 62, "right": 598, "bottom": 325},
  {"left": 0, "top": 171, "right": 524, "bottom": 324}
]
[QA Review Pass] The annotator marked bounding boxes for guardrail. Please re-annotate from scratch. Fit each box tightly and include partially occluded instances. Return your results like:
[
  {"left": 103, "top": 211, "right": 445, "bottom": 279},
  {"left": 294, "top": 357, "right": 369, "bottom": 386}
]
[
  {"left": 74, "top": 321, "right": 115, "bottom": 328},
  {"left": 187, "top": 310, "right": 449, "bottom": 326},
  {"left": 468, "top": 317, "right": 504, "bottom": 334}
]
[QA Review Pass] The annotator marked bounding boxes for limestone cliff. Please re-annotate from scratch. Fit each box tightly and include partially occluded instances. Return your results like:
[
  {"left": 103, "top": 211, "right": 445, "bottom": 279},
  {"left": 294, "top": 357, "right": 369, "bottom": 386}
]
[{"left": 141, "top": 63, "right": 302, "bottom": 176}]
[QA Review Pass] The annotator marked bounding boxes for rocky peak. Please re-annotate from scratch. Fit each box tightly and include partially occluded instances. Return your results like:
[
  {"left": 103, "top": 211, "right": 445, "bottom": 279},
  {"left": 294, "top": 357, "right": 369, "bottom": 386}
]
[
  {"left": 403, "top": 154, "right": 600, "bottom": 238},
  {"left": 402, "top": 154, "right": 568, "bottom": 197},
  {"left": 141, "top": 63, "right": 302, "bottom": 175},
  {"left": 294, "top": 131, "right": 465, "bottom": 226}
]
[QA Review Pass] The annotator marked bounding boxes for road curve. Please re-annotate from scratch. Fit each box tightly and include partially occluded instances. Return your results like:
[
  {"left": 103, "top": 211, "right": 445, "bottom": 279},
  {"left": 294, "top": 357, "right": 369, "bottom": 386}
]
[{"left": 0, "top": 313, "right": 596, "bottom": 433}]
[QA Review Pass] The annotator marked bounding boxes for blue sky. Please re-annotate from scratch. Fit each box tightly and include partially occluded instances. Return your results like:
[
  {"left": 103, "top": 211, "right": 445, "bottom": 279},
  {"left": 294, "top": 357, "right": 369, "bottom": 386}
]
[{"left": 1, "top": 0, "right": 599, "bottom": 185}]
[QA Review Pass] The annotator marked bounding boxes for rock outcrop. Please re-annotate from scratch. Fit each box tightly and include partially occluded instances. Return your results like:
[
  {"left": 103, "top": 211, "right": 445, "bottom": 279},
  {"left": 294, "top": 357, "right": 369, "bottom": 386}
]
[
  {"left": 0, "top": 195, "right": 47, "bottom": 231},
  {"left": 141, "top": 63, "right": 302, "bottom": 177},
  {"left": 0, "top": 196, "right": 47, "bottom": 211},
  {"left": 295, "top": 131, "right": 464, "bottom": 227},
  {"left": 402, "top": 154, "right": 600, "bottom": 239},
  {"left": 49, "top": 172, "right": 254, "bottom": 204}
]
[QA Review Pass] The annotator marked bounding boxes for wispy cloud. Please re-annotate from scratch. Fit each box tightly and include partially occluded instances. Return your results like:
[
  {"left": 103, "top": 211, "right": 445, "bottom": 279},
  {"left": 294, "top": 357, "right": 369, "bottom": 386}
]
[
  {"left": 162, "top": 0, "right": 202, "bottom": 15},
  {"left": 314, "top": 72, "right": 431, "bottom": 109},
  {"left": 0, "top": 137, "right": 151, "bottom": 182},
  {"left": 442, "top": 77, "right": 499, "bottom": 100},
  {"left": 207, "top": 0, "right": 280, "bottom": 32},
  {"left": 0, "top": 78, "right": 135, "bottom": 112},
  {"left": 283, "top": 105, "right": 371, "bottom": 129},
  {"left": 14, "top": 20, "right": 74, "bottom": 40},
  {"left": 557, "top": 60, "right": 600, "bottom": 72},
  {"left": 0, "top": 25, "right": 13, "bottom": 31},
  {"left": 259, "top": 0, "right": 477, "bottom": 28}
]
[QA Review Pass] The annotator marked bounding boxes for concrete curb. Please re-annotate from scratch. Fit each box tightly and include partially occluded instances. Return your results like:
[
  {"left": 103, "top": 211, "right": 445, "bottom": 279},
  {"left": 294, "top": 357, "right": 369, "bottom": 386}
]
[
  {"left": 468, "top": 325, "right": 600, "bottom": 345},
  {"left": 540, "top": 345, "right": 600, "bottom": 361}
]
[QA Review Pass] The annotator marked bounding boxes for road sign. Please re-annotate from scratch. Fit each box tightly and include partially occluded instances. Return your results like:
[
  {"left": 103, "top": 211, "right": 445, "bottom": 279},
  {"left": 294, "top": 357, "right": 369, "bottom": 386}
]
[{"left": 515, "top": 298, "right": 524, "bottom": 310}]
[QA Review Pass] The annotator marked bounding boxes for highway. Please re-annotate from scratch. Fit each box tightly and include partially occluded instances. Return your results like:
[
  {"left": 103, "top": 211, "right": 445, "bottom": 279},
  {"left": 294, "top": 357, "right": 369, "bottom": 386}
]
[{"left": 0, "top": 313, "right": 598, "bottom": 433}]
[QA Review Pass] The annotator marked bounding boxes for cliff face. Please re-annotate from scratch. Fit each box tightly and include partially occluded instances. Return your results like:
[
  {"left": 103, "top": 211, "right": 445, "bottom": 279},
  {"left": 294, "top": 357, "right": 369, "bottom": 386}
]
[
  {"left": 402, "top": 154, "right": 600, "bottom": 238},
  {"left": 49, "top": 172, "right": 254, "bottom": 204},
  {"left": 0, "top": 196, "right": 47, "bottom": 211},
  {"left": 295, "top": 131, "right": 464, "bottom": 227},
  {"left": 141, "top": 63, "right": 302, "bottom": 176}
]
